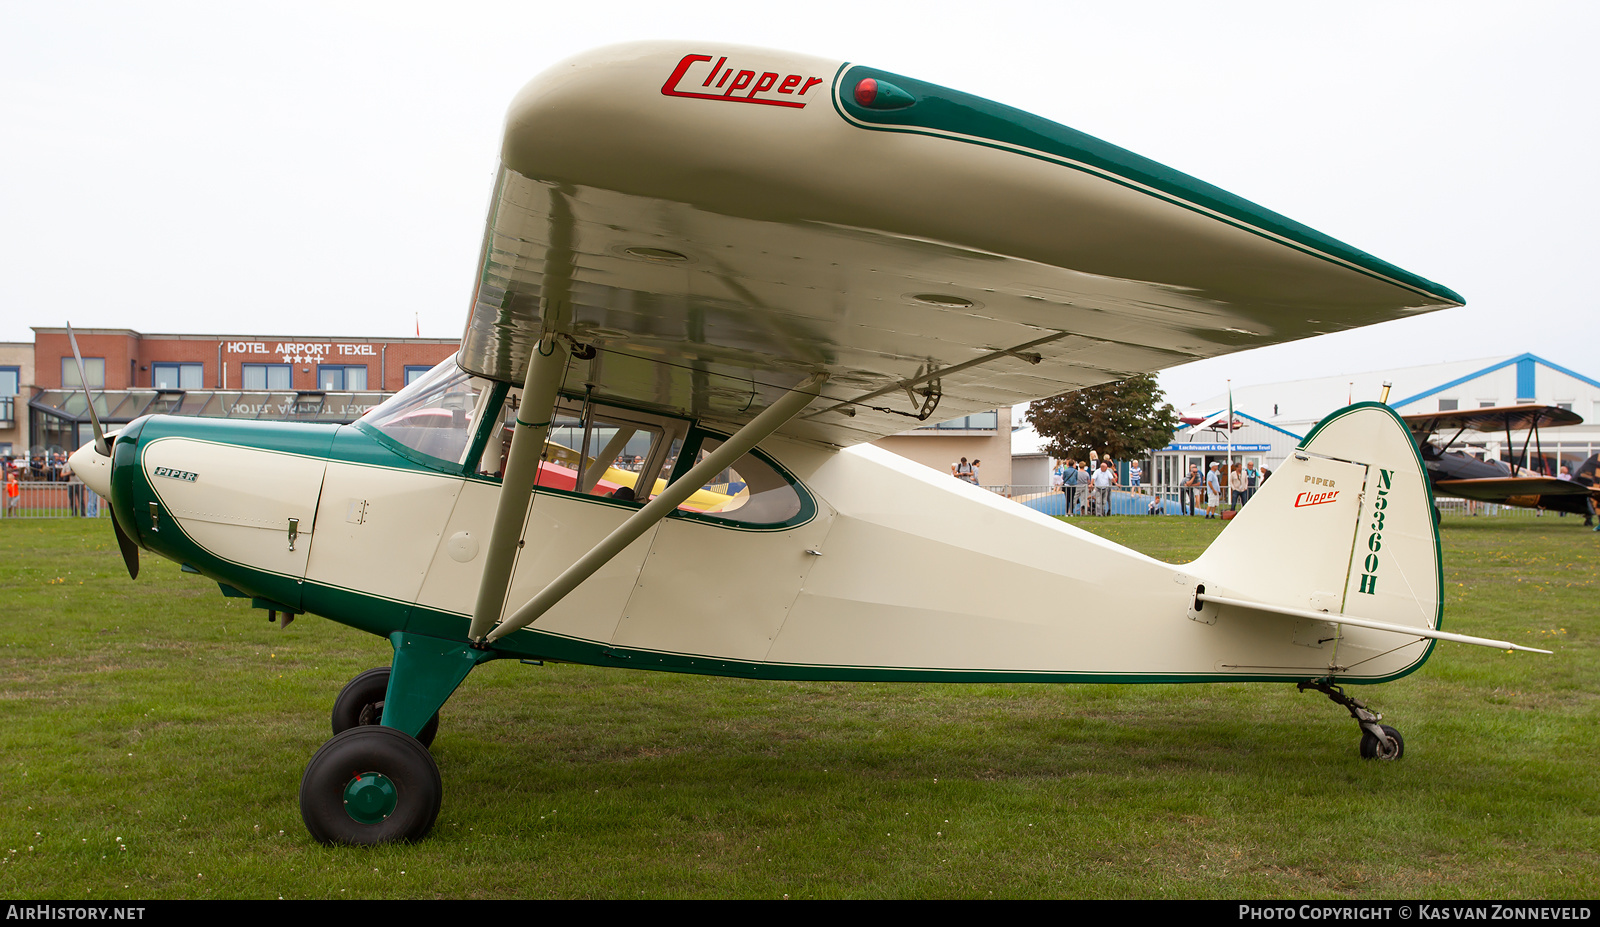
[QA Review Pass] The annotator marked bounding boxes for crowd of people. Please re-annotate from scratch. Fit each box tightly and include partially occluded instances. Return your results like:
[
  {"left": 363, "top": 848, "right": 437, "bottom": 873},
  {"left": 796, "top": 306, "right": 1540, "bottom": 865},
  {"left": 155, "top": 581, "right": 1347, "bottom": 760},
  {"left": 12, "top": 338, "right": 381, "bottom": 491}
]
[
  {"left": 6, "top": 451, "right": 73, "bottom": 482},
  {"left": 1046, "top": 456, "right": 1270, "bottom": 517},
  {"left": 1176, "top": 459, "right": 1270, "bottom": 518},
  {"left": 3, "top": 451, "right": 94, "bottom": 517}
]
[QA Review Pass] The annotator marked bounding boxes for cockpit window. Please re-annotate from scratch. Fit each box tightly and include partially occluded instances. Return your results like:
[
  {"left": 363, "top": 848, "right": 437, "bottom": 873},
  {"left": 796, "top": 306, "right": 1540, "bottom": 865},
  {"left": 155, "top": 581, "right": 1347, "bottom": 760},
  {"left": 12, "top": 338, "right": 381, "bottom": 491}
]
[
  {"left": 473, "top": 393, "right": 684, "bottom": 504},
  {"left": 673, "top": 435, "right": 803, "bottom": 524},
  {"left": 387, "top": 377, "right": 810, "bottom": 528},
  {"left": 359, "top": 356, "right": 489, "bottom": 468}
]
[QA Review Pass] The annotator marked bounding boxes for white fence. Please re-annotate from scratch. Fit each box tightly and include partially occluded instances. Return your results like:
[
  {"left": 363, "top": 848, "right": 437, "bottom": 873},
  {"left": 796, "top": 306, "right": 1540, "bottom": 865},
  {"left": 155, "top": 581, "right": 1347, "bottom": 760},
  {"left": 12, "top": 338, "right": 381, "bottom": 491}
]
[{"left": 2, "top": 479, "right": 109, "bottom": 519}]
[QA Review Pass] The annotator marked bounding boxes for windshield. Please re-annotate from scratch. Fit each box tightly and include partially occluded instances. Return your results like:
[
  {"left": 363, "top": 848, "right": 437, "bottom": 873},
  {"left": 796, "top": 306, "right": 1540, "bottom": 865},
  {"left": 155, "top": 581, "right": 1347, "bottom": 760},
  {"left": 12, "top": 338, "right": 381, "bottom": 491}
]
[{"left": 359, "top": 355, "right": 490, "bottom": 466}]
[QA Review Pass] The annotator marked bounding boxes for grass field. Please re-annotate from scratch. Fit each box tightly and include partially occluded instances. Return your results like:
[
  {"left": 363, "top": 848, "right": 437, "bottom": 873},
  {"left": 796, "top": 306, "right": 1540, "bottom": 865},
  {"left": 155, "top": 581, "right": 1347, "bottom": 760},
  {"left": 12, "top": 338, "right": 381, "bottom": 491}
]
[{"left": 0, "top": 514, "right": 1595, "bottom": 899}]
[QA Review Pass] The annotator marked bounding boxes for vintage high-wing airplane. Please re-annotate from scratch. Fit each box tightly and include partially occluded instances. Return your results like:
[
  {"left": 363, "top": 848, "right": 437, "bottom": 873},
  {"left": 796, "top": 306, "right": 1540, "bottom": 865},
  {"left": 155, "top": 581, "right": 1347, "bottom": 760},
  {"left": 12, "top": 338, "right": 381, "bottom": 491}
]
[
  {"left": 65, "top": 42, "right": 1550, "bottom": 846},
  {"left": 1403, "top": 404, "right": 1598, "bottom": 521}
]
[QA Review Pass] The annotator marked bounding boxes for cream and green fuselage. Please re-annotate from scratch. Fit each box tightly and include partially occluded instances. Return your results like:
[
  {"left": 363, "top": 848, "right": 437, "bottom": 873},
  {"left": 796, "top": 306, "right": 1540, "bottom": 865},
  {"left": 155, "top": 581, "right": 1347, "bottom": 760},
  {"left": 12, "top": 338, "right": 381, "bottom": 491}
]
[
  {"left": 105, "top": 395, "right": 1440, "bottom": 736},
  {"left": 68, "top": 41, "right": 1465, "bottom": 842}
]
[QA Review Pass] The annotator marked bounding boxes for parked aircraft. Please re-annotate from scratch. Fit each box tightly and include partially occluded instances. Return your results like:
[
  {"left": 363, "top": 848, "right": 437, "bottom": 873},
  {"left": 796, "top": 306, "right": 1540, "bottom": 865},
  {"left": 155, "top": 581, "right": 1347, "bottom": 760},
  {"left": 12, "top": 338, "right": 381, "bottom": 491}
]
[
  {"left": 66, "top": 43, "right": 1548, "bottom": 846},
  {"left": 1402, "top": 405, "right": 1597, "bottom": 521}
]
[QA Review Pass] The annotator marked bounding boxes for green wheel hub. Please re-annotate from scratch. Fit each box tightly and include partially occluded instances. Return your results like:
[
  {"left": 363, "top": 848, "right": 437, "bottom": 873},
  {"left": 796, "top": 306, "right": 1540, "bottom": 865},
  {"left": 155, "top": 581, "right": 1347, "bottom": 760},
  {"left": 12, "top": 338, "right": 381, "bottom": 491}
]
[
  {"left": 343, "top": 772, "right": 398, "bottom": 824},
  {"left": 302, "top": 727, "right": 441, "bottom": 845}
]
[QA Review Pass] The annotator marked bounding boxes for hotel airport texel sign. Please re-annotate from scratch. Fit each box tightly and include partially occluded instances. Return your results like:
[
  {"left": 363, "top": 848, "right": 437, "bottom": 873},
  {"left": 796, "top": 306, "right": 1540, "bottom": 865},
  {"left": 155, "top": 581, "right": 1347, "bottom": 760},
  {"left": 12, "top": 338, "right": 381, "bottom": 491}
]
[
  {"left": 226, "top": 341, "right": 378, "bottom": 364},
  {"left": 1165, "top": 443, "right": 1273, "bottom": 452},
  {"left": 224, "top": 340, "right": 382, "bottom": 419}
]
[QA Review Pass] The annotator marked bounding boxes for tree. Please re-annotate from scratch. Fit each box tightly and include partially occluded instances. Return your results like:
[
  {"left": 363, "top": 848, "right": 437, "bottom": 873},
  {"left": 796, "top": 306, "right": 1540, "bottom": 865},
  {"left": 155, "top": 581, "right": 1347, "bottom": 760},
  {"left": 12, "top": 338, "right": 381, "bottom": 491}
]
[{"left": 1025, "top": 373, "right": 1180, "bottom": 462}]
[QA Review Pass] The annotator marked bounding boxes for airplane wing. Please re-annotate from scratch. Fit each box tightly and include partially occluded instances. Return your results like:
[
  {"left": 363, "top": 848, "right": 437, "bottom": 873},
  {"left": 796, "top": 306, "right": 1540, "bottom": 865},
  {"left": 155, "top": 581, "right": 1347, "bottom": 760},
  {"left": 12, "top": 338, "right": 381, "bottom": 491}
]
[
  {"left": 1433, "top": 476, "right": 1593, "bottom": 503},
  {"left": 1402, "top": 404, "right": 1584, "bottom": 441},
  {"left": 457, "top": 42, "right": 1463, "bottom": 447}
]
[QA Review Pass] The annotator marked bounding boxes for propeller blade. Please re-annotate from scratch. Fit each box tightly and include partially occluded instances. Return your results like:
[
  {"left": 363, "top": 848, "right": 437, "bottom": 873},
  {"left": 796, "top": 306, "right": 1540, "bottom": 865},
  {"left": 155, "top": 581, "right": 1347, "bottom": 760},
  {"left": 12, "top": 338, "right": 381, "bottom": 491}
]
[
  {"left": 109, "top": 506, "right": 141, "bottom": 580},
  {"left": 65, "top": 322, "right": 109, "bottom": 457}
]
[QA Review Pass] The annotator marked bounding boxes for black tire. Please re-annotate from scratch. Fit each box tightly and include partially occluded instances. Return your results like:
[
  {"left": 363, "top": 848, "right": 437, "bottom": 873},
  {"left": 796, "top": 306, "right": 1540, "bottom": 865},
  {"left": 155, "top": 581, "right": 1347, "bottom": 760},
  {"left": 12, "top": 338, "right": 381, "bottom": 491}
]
[
  {"left": 299, "top": 726, "right": 442, "bottom": 846},
  {"left": 1359, "top": 724, "right": 1404, "bottom": 760},
  {"left": 331, "top": 667, "right": 439, "bottom": 748}
]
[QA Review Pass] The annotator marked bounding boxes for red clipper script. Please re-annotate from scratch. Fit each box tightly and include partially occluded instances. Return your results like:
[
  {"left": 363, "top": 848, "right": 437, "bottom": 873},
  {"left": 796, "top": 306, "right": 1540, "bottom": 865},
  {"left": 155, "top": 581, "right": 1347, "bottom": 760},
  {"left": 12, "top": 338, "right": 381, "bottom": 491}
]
[
  {"left": 662, "top": 54, "right": 825, "bottom": 108},
  {"left": 1295, "top": 490, "right": 1340, "bottom": 507}
]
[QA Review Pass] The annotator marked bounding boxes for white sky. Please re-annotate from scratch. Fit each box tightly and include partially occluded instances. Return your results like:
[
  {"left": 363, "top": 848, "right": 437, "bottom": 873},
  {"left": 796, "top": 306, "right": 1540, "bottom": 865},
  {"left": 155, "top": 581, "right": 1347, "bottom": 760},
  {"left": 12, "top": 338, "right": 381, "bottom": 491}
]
[{"left": 3, "top": 1, "right": 1595, "bottom": 408}]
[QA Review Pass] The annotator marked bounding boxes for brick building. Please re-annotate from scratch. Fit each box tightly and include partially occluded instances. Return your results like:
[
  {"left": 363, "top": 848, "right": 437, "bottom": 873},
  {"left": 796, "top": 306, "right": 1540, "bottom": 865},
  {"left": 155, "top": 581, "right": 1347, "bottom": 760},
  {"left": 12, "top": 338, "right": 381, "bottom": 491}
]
[
  {"left": 26, "top": 328, "right": 458, "bottom": 454},
  {"left": 0, "top": 342, "right": 33, "bottom": 457}
]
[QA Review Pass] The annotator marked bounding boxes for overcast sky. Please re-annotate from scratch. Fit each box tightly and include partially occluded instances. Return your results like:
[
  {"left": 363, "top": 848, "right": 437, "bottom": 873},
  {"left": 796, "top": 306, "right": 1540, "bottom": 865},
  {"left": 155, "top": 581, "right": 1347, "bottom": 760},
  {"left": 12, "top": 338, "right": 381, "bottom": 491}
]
[{"left": 3, "top": 1, "right": 1595, "bottom": 408}]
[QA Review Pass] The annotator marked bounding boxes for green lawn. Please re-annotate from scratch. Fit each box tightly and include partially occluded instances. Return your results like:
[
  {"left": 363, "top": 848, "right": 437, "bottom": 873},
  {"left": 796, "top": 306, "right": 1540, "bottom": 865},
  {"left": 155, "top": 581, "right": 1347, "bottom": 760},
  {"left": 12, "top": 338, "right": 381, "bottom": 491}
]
[{"left": 0, "top": 515, "right": 1595, "bottom": 899}]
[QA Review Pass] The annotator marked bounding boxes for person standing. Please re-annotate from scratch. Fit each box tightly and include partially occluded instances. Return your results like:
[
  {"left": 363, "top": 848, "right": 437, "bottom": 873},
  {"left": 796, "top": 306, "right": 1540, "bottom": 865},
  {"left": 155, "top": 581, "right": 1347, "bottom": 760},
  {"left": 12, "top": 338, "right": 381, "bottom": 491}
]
[
  {"left": 952, "top": 457, "right": 975, "bottom": 484},
  {"left": 1229, "top": 462, "right": 1246, "bottom": 511},
  {"left": 1205, "top": 462, "right": 1222, "bottom": 519},
  {"left": 1128, "top": 460, "right": 1142, "bottom": 494},
  {"left": 1244, "top": 460, "right": 1259, "bottom": 506},
  {"left": 1092, "top": 459, "right": 1115, "bottom": 516},
  {"left": 64, "top": 457, "right": 85, "bottom": 517},
  {"left": 1180, "top": 463, "right": 1201, "bottom": 516},
  {"left": 1060, "top": 459, "right": 1079, "bottom": 517},
  {"left": 4, "top": 471, "right": 18, "bottom": 518}
]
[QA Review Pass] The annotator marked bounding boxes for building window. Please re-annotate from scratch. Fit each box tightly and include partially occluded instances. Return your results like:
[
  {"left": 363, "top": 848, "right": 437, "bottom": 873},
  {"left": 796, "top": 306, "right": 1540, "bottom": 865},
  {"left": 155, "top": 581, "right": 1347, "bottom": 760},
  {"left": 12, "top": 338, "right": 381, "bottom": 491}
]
[
  {"left": 62, "top": 357, "right": 105, "bottom": 389},
  {"left": 242, "top": 363, "right": 292, "bottom": 390},
  {"left": 318, "top": 365, "right": 367, "bottom": 390},
  {"left": 1437, "top": 399, "right": 1458, "bottom": 412},
  {"left": 403, "top": 366, "right": 431, "bottom": 386},
  {"left": 0, "top": 366, "right": 16, "bottom": 427},
  {"left": 153, "top": 362, "right": 204, "bottom": 389},
  {"left": 1479, "top": 401, "right": 1496, "bottom": 408},
  {"left": 917, "top": 410, "right": 999, "bottom": 430},
  {"left": 1556, "top": 402, "right": 1573, "bottom": 412}
]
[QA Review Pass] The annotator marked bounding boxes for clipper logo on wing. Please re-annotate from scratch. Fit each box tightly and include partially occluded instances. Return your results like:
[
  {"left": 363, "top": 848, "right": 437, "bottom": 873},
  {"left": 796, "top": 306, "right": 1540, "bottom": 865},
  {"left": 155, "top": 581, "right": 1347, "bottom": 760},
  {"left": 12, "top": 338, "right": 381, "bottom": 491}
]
[{"left": 662, "top": 54, "right": 825, "bottom": 108}]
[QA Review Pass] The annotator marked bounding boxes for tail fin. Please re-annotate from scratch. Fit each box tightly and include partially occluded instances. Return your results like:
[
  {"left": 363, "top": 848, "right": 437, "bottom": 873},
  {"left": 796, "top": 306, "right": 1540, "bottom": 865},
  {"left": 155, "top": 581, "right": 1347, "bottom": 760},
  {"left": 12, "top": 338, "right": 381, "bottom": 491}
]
[{"left": 1190, "top": 402, "right": 1441, "bottom": 682}]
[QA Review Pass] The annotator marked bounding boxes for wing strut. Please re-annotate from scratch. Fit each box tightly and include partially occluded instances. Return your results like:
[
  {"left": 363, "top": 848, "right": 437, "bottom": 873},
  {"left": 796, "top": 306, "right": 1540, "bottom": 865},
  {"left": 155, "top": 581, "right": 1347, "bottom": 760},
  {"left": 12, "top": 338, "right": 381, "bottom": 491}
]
[
  {"left": 467, "top": 334, "right": 573, "bottom": 643},
  {"left": 481, "top": 373, "right": 827, "bottom": 644},
  {"left": 803, "top": 332, "right": 1067, "bottom": 421}
]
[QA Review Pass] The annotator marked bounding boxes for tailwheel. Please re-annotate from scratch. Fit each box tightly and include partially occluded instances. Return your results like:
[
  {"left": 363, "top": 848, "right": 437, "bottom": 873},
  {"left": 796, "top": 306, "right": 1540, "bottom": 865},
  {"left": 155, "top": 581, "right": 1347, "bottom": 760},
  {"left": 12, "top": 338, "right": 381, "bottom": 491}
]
[
  {"left": 332, "top": 667, "right": 439, "bottom": 748},
  {"left": 299, "top": 726, "right": 442, "bottom": 846},
  {"left": 1359, "top": 723, "right": 1404, "bottom": 760},
  {"left": 1297, "top": 679, "right": 1406, "bottom": 761}
]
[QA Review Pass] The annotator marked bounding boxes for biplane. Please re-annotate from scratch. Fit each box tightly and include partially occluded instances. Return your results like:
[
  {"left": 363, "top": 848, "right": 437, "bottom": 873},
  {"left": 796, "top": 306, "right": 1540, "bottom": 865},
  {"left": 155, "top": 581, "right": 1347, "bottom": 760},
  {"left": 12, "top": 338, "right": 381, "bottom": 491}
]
[
  {"left": 1402, "top": 404, "right": 1598, "bottom": 521},
  {"left": 65, "top": 42, "right": 1549, "bottom": 846}
]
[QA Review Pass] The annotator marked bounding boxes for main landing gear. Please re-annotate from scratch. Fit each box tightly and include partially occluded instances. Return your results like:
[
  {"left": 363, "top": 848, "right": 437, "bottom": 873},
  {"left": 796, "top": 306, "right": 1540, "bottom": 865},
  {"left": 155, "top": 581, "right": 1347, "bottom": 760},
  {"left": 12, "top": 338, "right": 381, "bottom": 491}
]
[
  {"left": 1298, "top": 679, "right": 1404, "bottom": 760},
  {"left": 300, "top": 666, "right": 445, "bottom": 845},
  {"left": 299, "top": 634, "right": 498, "bottom": 845}
]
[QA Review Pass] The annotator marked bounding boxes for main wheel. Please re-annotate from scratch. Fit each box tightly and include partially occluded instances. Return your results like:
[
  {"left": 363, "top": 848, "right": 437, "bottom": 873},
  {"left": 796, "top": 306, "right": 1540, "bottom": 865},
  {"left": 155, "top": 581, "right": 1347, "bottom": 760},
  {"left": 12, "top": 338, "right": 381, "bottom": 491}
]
[
  {"left": 331, "top": 667, "right": 439, "bottom": 748},
  {"left": 299, "top": 726, "right": 442, "bottom": 845},
  {"left": 1359, "top": 724, "right": 1404, "bottom": 760}
]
